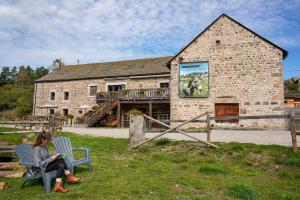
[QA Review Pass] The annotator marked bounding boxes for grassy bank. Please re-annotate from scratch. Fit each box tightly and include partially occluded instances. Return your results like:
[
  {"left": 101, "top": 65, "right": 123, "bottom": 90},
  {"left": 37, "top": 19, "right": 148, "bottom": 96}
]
[
  {"left": 0, "top": 131, "right": 300, "bottom": 199},
  {"left": 0, "top": 127, "right": 24, "bottom": 144}
]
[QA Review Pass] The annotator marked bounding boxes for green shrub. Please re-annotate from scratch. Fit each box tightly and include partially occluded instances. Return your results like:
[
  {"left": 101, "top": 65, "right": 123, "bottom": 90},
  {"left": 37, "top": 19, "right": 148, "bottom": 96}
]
[
  {"left": 285, "top": 156, "right": 300, "bottom": 167},
  {"left": 16, "top": 96, "right": 32, "bottom": 116},
  {"left": 227, "top": 183, "right": 258, "bottom": 200},
  {"left": 198, "top": 164, "right": 228, "bottom": 175},
  {"left": 66, "top": 114, "right": 74, "bottom": 119},
  {"left": 154, "top": 138, "right": 171, "bottom": 145},
  {"left": 92, "top": 105, "right": 99, "bottom": 111},
  {"left": 127, "top": 109, "right": 143, "bottom": 116}
]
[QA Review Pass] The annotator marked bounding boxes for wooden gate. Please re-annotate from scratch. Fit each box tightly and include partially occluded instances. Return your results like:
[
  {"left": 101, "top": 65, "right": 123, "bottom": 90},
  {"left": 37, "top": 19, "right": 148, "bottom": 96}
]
[{"left": 215, "top": 103, "right": 239, "bottom": 123}]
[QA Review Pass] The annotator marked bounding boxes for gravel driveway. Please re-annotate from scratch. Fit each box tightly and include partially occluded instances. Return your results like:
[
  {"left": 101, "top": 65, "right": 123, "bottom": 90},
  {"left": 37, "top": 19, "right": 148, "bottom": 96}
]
[{"left": 62, "top": 127, "right": 299, "bottom": 147}]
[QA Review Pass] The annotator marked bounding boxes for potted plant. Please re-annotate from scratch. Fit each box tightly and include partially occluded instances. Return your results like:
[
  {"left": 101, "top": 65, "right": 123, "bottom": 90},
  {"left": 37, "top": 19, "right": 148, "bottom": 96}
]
[
  {"left": 92, "top": 105, "right": 99, "bottom": 111},
  {"left": 66, "top": 114, "right": 74, "bottom": 125},
  {"left": 98, "top": 91, "right": 106, "bottom": 100}
]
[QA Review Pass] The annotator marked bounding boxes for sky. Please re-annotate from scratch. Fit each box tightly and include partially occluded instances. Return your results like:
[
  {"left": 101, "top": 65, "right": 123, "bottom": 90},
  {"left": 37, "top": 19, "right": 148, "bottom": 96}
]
[{"left": 0, "top": 0, "right": 299, "bottom": 79}]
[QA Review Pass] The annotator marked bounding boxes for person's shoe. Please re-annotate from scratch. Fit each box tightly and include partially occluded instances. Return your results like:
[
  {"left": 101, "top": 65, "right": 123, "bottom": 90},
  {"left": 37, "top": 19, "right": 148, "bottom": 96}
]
[
  {"left": 53, "top": 181, "right": 69, "bottom": 193},
  {"left": 66, "top": 174, "right": 81, "bottom": 184}
]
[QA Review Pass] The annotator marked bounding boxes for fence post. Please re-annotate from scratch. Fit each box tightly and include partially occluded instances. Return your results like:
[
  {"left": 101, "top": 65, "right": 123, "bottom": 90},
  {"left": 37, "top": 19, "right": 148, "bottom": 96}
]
[
  {"left": 129, "top": 115, "right": 145, "bottom": 149},
  {"left": 51, "top": 114, "right": 55, "bottom": 134},
  {"left": 290, "top": 110, "right": 297, "bottom": 152},
  {"left": 206, "top": 112, "right": 211, "bottom": 142}
]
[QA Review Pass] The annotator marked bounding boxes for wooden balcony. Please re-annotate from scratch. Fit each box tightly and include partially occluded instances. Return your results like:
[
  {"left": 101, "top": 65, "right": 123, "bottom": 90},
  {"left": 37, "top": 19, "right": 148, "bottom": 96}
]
[{"left": 96, "top": 88, "right": 170, "bottom": 103}]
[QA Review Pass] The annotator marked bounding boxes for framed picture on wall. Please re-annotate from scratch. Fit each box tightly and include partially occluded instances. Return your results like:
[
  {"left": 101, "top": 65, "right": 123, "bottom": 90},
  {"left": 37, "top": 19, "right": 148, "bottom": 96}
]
[{"left": 179, "top": 62, "right": 209, "bottom": 98}]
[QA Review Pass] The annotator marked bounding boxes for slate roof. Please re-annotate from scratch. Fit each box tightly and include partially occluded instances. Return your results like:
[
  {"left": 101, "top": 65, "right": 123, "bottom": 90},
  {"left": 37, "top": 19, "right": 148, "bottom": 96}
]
[
  {"left": 285, "top": 90, "right": 300, "bottom": 98},
  {"left": 36, "top": 56, "right": 172, "bottom": 82}
]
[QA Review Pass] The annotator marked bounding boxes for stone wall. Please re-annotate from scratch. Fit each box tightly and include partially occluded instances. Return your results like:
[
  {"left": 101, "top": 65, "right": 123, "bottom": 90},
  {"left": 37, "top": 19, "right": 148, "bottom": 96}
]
[
  {"left": 170, "top": 15, "right": 285, "bottom": 128},
  {"left": 34, "top": 76, "right": 170, "bottom": 117}
]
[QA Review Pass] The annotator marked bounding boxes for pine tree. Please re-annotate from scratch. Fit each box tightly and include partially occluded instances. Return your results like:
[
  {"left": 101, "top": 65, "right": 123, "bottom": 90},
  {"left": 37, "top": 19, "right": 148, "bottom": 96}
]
[{"left": 0, "top": 66, "right": 10, "bottom": 86}]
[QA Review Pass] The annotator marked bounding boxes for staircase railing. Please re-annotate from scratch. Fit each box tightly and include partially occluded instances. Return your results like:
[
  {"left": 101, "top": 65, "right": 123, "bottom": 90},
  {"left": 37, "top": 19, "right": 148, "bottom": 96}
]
[{"left": 85, "top": 93, "right": 119, "bottom": 127}]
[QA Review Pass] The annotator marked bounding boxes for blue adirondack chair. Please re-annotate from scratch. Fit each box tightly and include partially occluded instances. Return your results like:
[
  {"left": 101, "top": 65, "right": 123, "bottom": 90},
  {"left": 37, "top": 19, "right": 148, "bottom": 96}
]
[
  {"left": 52, "top": 136, "right": 92, "bottom": 173},
  {"left": 15, "top": 144, "right": 58, "bottom": 193}
]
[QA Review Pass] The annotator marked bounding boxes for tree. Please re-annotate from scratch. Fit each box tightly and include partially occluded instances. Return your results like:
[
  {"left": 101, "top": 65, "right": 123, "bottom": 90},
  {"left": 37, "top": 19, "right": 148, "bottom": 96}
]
[
  {"left": 15, "top": 66, "right": 31, "bottom": 87},
  {"left": 16, "top": 96, "right": 32, "bottom": 116},
  {"left": 9, "top": 66, "right": 17, "bottom": 83},
  {"left": 35, "top": 66, "right": 49, "bottom": 79},
  {"left": 285, "top": 80, "right": 299, "bottom": 91},
  {"left": 0, "top": 66, "right": 10, "bottom": 86}
]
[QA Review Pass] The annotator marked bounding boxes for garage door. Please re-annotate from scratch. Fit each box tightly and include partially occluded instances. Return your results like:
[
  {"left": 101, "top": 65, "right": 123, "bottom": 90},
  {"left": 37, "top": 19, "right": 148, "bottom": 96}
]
[{"left": 215, "top": 103, "right": 239, "bottom": 123}]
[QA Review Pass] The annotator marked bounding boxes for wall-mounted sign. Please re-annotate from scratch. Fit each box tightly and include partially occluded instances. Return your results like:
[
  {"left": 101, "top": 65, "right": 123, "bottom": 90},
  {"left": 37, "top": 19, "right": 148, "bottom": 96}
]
[{"left": 179, "top": 62, "right": 209, "bottom": 98}]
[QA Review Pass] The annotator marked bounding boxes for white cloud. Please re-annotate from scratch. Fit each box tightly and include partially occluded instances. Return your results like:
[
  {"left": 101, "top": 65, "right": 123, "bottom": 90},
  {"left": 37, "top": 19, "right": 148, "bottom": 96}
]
[{"left": 0, "top": 0, "right": 299, "bottom": 68}]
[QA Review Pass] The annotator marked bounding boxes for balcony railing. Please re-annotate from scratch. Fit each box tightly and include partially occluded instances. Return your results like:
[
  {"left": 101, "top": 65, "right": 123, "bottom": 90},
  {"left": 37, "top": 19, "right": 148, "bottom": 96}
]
[{"left": 96, "top": 88, "right": 170, "bottom": 102}]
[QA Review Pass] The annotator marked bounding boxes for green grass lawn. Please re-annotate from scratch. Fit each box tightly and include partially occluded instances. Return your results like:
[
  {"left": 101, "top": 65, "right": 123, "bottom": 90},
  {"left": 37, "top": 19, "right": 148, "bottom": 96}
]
[
  {"left": 0, "top": 131, "right": 300, "bottom": 199},
  {"left": 0, "top": 127, "right": 24, "bottom": 144}
]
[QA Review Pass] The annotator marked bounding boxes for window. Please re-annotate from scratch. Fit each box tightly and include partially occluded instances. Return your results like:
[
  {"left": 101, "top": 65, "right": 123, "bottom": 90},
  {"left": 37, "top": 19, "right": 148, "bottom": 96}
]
[
  {"left": 49, "top": 109, "right": 55, "bottom": 115},
  {"left": 50, "top": 92, "right": 55, "bottom": 100},
  {"left": 160, "top": 82, "right": 169, "bottom": 88},
  {"left": 89, "top": 86, "right": 97, "bottom": 96},
  {"left": 79, "top": 110, "right": 82, "bottom": 114},
  {"left": 64, "top": 92, "right": 69, "bottom": 100},
  {"left": 108, "top": 84, "right": 125, "bottom": 91},
  {"left": 63, "top": 109, "right": 68, "bottom": 116}
]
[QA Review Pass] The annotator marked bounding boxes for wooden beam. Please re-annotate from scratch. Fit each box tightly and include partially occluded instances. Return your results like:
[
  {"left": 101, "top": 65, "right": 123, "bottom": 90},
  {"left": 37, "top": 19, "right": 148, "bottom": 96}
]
[
  {"left": 0, "top": 182, "right": 8, "bottom": 190},
  {"left": 212, "top": 114, "right": 288, "bottom": 120},
  {"left": 291, "top": 110, "right": 298, "bottom": 152},
  {"left": 0, "top": 162, "right": 20, "bottom": 170},
  {"left": 132, "top": 112, "right": 219, "bottom": 149},
  {"left": 6, "top": 172, "right": 25, "bottom": 178},
  {"left": 117, "top": 101, "right": 121, "bottom": 128},
  {"left": 142, "top": 114, "right": 218, "bottom": 148},
  {"left": 0, "top": 121, "right": 49, "bottom": 125},
  {"left": 149, "top": 102, "right": 152, "bottom": 129},
  {"left": 121, "top": 108, "right": 124, "bottom": 128},
  {"left": 206, "top": 112, "right": 211, "bottom": 142},
  {"left": 0, "top": 130, "right": 41, "bottom": 135},
  {"left": 120, "top": 100, "right": 170, "bottom": 104}
]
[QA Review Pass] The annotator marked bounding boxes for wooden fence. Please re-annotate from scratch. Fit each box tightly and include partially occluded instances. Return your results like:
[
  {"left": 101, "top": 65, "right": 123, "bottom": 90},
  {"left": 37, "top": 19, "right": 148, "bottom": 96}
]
[{"left": 133, "top": 111, "right": 299, "bottom": 151}]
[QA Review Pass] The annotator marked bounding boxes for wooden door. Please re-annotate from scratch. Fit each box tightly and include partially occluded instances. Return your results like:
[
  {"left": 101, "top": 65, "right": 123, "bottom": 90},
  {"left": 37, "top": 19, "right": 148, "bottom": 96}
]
[{"left": 215, "top": 103, "right": 239, "bottom": 123}]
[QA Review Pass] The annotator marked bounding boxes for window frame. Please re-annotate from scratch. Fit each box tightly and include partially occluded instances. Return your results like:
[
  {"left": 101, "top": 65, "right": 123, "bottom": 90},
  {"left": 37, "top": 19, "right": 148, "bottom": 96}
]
[
  {"left": 159, "top": 82, "right": 169, "bottom": 88},
  {"left": 64, "top": 91, "right": 69, "bottom": 100},
  {"left": 50, "top": 92, "right": 55, "bottom": 101},
  {"left": 89, "top": 85, "right": 98, "bottom": 97},
  {"left": 63, "top": 109, "right": 69, "bottom": 116}
]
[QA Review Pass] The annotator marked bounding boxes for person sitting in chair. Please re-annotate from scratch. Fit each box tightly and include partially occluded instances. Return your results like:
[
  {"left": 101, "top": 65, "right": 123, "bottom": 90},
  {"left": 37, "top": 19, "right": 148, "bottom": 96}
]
[{"left": 33, "top": 131, "right": 81, "bottom": 193}]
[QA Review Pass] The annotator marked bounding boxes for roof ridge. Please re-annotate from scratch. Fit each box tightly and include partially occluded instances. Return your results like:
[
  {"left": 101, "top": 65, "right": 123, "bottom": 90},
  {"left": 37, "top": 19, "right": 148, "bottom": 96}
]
[{"left": 65, "top": 56, "right": 173, "bottom": 67}]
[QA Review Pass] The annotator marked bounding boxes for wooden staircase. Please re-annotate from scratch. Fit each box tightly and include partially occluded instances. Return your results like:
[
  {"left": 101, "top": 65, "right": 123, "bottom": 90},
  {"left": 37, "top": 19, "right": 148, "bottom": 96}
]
[{"left": 85, "top": 94, "right": 118, "bottom": 127}]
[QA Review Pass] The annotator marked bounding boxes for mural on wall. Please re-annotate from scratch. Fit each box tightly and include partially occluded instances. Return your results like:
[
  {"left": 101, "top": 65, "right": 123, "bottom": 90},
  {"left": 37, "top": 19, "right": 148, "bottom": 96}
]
[{"left": 179, "top": 62, "right": 209, "bottom": 98}]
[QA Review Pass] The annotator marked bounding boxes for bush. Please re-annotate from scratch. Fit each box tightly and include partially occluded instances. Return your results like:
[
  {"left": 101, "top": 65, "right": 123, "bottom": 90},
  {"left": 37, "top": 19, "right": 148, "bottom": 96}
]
[
  {"left": 16, "top": 96, "right": 32, "bottom": 116},
  {"left": 154, "top": 138, "right": 171, "bottom": 145},
  {"left": 127, "top": 109, "right": 143, "bottom": 116},
  {"left": 198, "top": 164, "right": 228, "bottom": 175},
  {"left": 76, "top": 116, "right": 84, "bottom": 123},
  {"left": 92, "top": 105, "right": 99, "bottom": 111},
  {"left": 66, "top": 114, "right": 74, "bottom": 119},
  {"left": 227, "top": 183, "right": 258, "bottom": 200}
]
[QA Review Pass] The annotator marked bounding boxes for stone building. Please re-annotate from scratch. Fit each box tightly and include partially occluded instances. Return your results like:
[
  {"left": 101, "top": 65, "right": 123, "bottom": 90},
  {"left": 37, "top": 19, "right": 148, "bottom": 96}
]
[
  {"left": 34, "top": 57, "right": 172, "bottom": 127},
  {"left": 34, "top": 14, "right": 288, "bottom": 128}
]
